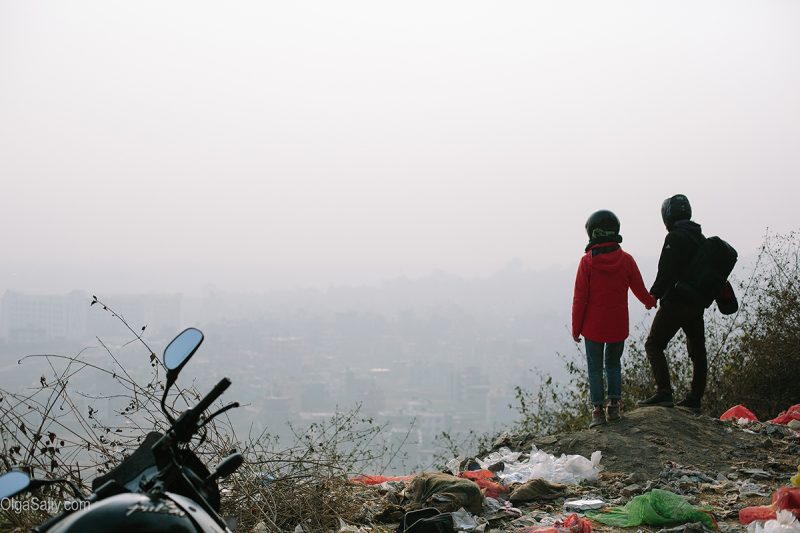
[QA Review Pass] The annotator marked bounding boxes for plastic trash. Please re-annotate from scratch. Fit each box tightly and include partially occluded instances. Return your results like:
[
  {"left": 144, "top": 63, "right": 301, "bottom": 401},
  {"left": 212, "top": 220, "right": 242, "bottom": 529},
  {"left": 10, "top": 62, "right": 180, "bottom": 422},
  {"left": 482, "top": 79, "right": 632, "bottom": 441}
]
[
  {"left": 586, "top": 489, "right": 716, "bottom": 529},
  {"left": 720, "top": 405, "right": 760, "bottom": 423},
  {"left": 450, "top": 508, "right": 479, "bottom": 531},
  {"left": 791, "top": 466, "right": 800, "bottom": 488},
  {"left": 747, "top": 510, "right": 800, "bottom": 533},
  {"left": 769, "top": 405, "right": 800, "bottom": 425},
  {"left": 477, "top": 447, "right": 522, "bottom": 469},
  {"left": 740, "top": 487, "right": 800, "bottom": 524},
  {"left": 446, "top": 456, "right": 465, "bottom": 476},
  {"left": 564, "top": 499, "right": 605, "bottom": 512},
  {"left": 481, "top": 446, "right": 602, "bottom": 486},
  {"left": 458, "top": 470, "right": 507, "bottom": 499},
  {"left": 515, "top": 513, "right": 592, "bottom": 533}
]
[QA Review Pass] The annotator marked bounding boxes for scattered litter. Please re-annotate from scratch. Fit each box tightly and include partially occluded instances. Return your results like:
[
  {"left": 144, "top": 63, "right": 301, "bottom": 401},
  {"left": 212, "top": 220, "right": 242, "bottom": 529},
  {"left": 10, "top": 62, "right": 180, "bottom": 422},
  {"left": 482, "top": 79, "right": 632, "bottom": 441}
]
[
  {"left": 792, "top": 466, "right": 800, "bottom": 487},
  {"left": 740, "top": 480, "right": 771, "bottom": 497},
  {"left": 446, "top": 456, "right": 465, "bottom": 476},
  {"left": 478, "top": 447, "right": 522, "bottom": 468},
  {"left": 459, "top": 469, "right": 507, "bottom": 499},
  {"left": 564, "top": 499, "right": 605, "bottom": 512},
  {"left": 514, "top": 513, "right": 592, "bottom": 533},
  {"left": 479, "top": 446, "right": 601, "bottom": 486},
  {"left": 721, "top": 405, "right": 760, "bottom": 423},
  {"left": 451, "top": 508, "right": 480, "bottom": 531},
  {"left": 509, "top": 478, "right": 568, "bottom": 504},
  {"left": 586, "top": 489, "right": 716, "bottom": 529},
  {"left": 483, "top": 496, "right": 523, "bottom": 519},
  {"left": 404, "top": 472, "right": 484, "bottom": 514},
  {"left": 740, "top": 487, "right": 800, "bottom": 524},
  {"left": 747, "top": 510, "right": 800, "bottom": 533},
  {"left": 769, "top": 405, "right": 800, "bottom": 425}
]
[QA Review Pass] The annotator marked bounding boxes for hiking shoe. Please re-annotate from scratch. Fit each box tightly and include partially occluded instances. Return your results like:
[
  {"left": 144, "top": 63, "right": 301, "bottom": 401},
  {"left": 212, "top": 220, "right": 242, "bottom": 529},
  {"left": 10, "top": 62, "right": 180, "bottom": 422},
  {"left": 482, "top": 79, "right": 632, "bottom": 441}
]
[
  {"left": 589, "top": 406, "right": 606, "bottom": 428},
  {"left": 636, "top": 391, "right": 674, "bottom": 407},
  {"left": 676, "top": 396, "right": 701, "bottom": 412},
  {"left": 606, "top": 402, "right": 621, "bottom": 421}
]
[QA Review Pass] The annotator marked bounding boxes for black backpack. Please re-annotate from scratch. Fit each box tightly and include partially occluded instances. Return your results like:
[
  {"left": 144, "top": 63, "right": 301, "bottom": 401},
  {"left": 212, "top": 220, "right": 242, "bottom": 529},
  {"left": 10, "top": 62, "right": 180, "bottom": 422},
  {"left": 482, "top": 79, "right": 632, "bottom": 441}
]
[{"left": 675, "top": 236, "right": 738, "bottom": 309}]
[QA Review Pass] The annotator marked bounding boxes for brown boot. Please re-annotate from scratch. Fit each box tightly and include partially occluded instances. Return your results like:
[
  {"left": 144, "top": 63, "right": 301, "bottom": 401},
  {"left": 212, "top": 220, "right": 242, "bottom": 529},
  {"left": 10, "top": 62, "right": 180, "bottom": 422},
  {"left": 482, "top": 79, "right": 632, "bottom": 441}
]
[{"left": 589, "top": 406, "right": 606, "bottom": 428}]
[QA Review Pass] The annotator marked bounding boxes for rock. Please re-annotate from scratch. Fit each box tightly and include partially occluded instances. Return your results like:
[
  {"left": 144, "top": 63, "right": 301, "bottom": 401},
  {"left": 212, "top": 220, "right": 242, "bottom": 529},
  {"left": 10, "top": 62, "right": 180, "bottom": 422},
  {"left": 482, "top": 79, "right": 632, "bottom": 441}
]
[
  {"left": 738, "top": 480, "right": 769, "bottom": 497},
  {"left": 622, "top": 484, "right": 642, "bottom": 496},
  {"left": 765, "top": 424, "right": 792, "bottom": 437},
  {"left": 740, "top": 468, "right": 771, "bottom": 479}
]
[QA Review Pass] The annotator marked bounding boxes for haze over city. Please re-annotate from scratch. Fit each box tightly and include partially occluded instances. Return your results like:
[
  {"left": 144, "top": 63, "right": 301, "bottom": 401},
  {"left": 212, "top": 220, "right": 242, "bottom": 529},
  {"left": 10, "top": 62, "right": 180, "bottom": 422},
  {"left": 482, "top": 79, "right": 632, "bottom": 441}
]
[{"left": 2, "top": 1, "right": 799, "bottom": 469}]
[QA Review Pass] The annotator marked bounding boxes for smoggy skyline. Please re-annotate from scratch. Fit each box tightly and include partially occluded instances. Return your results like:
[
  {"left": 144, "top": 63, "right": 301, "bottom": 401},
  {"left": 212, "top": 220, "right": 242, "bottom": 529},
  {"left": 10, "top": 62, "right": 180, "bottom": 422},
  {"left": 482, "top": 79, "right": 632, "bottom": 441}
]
[{"left": 2, "top": 1, "right": 798, "bottom": 294}]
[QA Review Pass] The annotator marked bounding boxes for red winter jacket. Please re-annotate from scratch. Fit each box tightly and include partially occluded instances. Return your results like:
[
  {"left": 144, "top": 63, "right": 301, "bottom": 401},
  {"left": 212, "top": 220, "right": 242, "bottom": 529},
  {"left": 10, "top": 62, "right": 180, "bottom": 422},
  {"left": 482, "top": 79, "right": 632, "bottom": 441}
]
[{"left": 572, "top": 243, "right": 656, "bottom": 343}]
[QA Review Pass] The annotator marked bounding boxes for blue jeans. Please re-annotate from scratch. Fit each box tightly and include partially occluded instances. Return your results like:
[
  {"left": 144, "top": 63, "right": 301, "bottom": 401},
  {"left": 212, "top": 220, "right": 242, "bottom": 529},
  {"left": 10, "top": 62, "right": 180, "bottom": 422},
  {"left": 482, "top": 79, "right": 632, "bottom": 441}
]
[{"left": 584, "top": 339, "right": 624, "bottom": 406}]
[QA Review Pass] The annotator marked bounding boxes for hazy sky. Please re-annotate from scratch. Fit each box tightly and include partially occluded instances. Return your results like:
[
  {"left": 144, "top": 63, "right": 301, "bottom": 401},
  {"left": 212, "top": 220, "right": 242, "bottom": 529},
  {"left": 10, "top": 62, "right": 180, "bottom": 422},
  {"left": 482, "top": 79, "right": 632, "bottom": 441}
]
[{"left": 2, "top": 1, "right": 799, "bottom": 294}]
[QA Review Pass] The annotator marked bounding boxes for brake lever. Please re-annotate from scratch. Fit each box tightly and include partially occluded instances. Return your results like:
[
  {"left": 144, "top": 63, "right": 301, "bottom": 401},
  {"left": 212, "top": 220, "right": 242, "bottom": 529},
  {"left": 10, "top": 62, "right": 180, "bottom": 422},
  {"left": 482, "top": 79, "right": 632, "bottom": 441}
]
[{"left": 200, "top": 402, "right": 240, "bottom": 429}]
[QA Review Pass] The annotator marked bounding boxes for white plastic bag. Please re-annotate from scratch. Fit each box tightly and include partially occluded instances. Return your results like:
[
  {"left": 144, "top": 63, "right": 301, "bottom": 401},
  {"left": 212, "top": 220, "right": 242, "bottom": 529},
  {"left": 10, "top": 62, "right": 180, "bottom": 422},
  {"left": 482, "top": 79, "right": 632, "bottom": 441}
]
[
  {"left": 451, "top": 508, "right": 480, "bottom": 531},
  {"left": 487, "top": 446, "right": 602, "bottom": 486},
  {"left": 748, "top": 510, "right": 800, "bottom": 533}
]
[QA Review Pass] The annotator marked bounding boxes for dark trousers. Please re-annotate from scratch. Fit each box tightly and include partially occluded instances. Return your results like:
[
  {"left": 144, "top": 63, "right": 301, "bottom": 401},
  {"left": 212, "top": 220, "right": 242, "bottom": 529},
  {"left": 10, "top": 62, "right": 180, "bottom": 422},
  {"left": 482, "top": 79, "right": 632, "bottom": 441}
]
[{"left": 644, "top": 300, "right": 708, "bottom": 398}]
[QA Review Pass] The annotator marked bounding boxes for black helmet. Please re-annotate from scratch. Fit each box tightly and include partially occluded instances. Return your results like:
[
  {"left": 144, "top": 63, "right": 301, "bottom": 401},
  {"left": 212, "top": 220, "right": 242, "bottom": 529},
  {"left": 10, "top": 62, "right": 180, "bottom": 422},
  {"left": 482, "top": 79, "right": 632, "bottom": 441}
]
[
  {"left": 585, "top": 210, "right": 620, "bottom": 240},
  {"left": 661, "top": 194, "right": 692, "bottom": 229}
]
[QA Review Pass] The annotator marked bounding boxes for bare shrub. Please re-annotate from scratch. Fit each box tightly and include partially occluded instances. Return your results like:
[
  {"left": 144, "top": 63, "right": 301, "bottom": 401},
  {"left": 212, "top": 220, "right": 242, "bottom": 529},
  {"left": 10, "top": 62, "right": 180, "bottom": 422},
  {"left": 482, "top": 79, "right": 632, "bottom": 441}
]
[{"left": 1, "top": 297, "right": 396, "bottom": 532}]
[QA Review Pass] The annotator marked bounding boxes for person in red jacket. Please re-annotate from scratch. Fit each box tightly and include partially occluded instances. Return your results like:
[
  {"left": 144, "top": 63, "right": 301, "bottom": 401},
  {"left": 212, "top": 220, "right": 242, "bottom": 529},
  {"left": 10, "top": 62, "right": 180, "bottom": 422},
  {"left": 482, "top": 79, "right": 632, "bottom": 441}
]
[{"left": 572, "top": 210, "right": 656, "bottom": 428}]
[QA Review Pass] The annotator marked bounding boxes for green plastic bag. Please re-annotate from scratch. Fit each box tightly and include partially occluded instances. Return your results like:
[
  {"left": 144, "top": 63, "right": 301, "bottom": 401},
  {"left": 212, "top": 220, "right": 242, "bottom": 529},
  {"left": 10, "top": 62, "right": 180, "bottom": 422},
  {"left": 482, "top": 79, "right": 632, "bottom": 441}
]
[{"left": 586, "top": 489, "right": 716, "bottom": 529}]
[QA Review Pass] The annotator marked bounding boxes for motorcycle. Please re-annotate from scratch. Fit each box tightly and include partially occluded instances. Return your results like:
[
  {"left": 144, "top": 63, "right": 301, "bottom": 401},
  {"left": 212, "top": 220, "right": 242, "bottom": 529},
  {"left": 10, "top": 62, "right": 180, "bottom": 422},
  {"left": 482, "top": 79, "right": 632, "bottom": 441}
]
[{"left": 0, "top": 327, "right": 243, "bottom": 532}]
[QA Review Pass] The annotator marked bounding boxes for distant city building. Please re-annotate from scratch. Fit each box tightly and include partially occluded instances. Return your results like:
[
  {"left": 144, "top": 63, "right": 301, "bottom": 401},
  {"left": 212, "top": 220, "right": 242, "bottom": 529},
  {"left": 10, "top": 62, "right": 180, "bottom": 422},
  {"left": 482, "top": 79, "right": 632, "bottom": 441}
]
[
  {"left": 0, "top": 290, "right": 88, "bottom": 342},
  {"left": 0, "top": 290, "right": 182, "bottom": 343}
]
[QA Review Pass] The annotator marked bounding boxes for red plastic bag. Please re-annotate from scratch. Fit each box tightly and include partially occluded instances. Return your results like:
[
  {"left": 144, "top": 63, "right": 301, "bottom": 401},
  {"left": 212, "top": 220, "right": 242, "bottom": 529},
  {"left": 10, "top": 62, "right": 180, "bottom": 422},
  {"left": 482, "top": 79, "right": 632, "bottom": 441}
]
[
  {"left": 769, "top": 404, "right": 800, "bottom": 425},
  {"left": 459, "top": 470, "right": 507, "bottom": 499},
  {"left": 720, "top": 405, "right": 759, "bottom": 422},
  {"left": 739, "top": 487, "right": 800, "bottom": 524},
  {"left": 517, "top": 513, "right": 593, "bottom": 533}
]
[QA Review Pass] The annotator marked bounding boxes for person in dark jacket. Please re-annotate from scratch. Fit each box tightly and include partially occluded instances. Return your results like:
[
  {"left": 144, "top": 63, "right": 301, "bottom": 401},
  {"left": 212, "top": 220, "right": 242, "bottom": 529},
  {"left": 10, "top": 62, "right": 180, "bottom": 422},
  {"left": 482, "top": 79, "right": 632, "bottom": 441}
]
[
  {"left": 638, "top": 194, "right": 707, "bottom": 410},
  {"left": 573, "top": 210, "right": 656, "bottom": 428}
]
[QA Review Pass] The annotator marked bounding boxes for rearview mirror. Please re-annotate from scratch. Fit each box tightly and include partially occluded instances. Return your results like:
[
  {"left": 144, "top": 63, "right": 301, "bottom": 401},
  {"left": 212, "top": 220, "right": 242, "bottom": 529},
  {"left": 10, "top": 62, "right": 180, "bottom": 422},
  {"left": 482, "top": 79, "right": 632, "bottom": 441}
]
[
  {"left": 161, "top": 328, "right": 204, "bottom": 421},
  {"left": 164, "top": 328, "right": 204, "bottom": 371},
  {"left": 0, "top": 471, "right": 30, "bottom": 500}
]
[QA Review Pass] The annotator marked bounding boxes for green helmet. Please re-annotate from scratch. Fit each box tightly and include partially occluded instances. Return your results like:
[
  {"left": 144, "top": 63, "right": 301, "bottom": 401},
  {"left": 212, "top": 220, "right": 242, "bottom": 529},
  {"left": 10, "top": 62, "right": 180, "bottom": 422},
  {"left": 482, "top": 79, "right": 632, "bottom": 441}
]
[
  {"left": 585, "top": 210, "right": 620, "bottom": 240},
  {"left": 661, "top": 194, "right": 692, "bottom": 229}
]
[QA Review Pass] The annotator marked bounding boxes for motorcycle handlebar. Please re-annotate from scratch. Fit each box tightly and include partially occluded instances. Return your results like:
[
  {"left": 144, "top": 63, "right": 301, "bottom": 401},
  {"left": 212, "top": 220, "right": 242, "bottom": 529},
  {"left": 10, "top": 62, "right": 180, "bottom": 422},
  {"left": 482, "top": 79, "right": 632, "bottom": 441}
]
[
  {"left": 167, "top": 378, "right": 231, "bottom": 444},
  {"left": 194, "top": 378, "right": 231, "bottom": 416}
]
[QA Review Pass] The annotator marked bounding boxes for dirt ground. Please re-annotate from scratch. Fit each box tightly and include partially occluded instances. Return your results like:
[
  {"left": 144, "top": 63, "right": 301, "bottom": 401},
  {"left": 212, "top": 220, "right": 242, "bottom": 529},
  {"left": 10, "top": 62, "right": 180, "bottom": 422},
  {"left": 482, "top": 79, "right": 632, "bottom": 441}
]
[
  {"left": 526, "top": 406, "right": 798, "bottom": 480},
  {"left": 358, "top": 407, "right": 800, "bottom": 532},
  {"left": 515, "top": 406, "right": 800, "bottom": 532}
]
